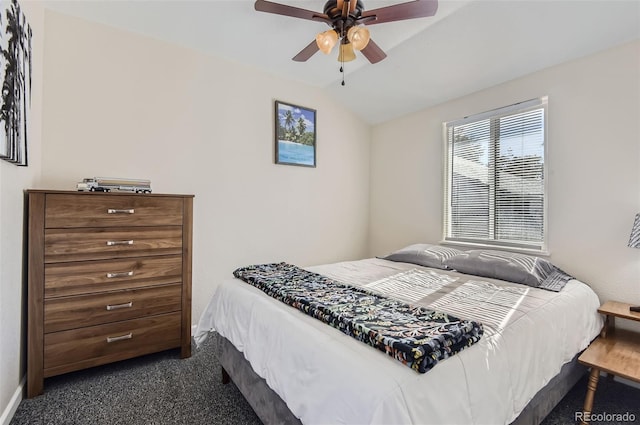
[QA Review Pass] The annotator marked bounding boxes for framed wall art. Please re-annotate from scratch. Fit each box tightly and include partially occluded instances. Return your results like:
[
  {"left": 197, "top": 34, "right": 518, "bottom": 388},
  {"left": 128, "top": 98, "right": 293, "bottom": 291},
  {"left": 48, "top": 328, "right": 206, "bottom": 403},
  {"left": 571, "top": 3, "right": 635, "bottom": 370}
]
[
  {"left": 275, "top": 100, "right": 316, "bottom": 167},
  {"left": 0, "top": 0, "right": 32, "bottom": 166}
]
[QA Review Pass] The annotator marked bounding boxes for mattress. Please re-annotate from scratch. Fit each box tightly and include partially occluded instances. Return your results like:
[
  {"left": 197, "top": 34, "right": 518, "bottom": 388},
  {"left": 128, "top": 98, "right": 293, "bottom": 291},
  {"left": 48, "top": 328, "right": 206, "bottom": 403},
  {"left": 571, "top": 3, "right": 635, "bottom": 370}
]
[{"left": 195, "top": 258, "right": 602, "bottom": 424}]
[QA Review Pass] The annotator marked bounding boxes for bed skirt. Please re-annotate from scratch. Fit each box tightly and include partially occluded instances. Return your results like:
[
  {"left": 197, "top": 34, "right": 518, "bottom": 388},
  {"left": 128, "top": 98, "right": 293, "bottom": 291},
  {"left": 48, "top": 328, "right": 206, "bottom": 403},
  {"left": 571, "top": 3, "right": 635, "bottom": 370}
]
[{"left": 213, "top": 332, "right": 586, "bottom": 425}]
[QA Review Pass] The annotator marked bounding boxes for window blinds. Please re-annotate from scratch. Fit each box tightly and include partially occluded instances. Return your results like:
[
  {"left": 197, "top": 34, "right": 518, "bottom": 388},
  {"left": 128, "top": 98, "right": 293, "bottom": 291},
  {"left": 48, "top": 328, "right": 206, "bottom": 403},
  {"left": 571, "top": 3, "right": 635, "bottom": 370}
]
[{"left": 444, "top": 97, "right": 547, "bottom": 251}]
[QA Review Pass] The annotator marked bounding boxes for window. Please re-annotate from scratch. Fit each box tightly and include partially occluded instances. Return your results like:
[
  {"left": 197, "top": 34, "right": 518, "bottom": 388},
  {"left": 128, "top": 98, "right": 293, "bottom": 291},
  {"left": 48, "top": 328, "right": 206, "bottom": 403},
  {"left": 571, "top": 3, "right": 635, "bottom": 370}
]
[{"left": 443, "top": 97, "right": 548, "bottom": 252}]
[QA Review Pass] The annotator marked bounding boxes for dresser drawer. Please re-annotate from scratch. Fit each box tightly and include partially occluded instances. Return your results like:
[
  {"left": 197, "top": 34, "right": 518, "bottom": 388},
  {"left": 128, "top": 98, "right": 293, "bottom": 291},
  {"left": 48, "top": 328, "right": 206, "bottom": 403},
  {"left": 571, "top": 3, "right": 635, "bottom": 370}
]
[
  {"left": 44, "top": 284, "right": 182, "bottom": 333},
  {"left": 45, "top": 255, "right": 183, "bottom": 297},
  {"left": 44, "top": 226, "right": 182, "bottom": 262},
  {"left": 43, "top": 312, "right": 181, "bottom": 377},
  {"left": 45, "top": 194, "right": 183, "bottom": 228}
]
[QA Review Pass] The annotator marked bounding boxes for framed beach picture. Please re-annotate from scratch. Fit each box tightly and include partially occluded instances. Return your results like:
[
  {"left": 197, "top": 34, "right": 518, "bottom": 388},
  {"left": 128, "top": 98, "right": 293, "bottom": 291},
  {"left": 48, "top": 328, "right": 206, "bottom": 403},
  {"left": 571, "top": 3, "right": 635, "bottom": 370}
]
[{"left": 275, "top": 100, "right": 316, "bottom": 167}]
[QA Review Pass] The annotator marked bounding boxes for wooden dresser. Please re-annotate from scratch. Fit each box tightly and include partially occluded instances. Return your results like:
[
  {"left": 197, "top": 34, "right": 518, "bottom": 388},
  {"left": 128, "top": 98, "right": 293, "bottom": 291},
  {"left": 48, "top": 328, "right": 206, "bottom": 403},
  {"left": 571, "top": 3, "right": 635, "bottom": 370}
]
[{"left": 26, "top": 190, "right": 194, "bottom": 398}]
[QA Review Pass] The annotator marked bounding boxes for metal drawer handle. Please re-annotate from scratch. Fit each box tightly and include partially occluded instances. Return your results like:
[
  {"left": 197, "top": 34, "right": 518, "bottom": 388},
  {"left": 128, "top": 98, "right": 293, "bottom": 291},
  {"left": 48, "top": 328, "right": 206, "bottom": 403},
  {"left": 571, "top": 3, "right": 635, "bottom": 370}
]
[
  {"left": 106, "top": 271, "right": 134, "bottom": 279},
  {"left": 106, "top": 333, "right": 132, "bottom": 343},
  {"left": 106, "top": 240, "right": 134, "bottom": 246},
  {"left": 107, "top": 208, "right": 135, "bottom": 214},
  {"left": 106, "top": 302, "right": 133, "bottom": 311}
]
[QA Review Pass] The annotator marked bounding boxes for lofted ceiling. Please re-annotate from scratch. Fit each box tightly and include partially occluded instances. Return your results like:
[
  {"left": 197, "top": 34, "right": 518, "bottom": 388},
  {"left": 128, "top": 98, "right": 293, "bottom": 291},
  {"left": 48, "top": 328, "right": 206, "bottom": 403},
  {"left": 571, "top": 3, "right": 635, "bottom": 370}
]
[{"left": 43, "top": 0, "right": 640, "bottom": 124}]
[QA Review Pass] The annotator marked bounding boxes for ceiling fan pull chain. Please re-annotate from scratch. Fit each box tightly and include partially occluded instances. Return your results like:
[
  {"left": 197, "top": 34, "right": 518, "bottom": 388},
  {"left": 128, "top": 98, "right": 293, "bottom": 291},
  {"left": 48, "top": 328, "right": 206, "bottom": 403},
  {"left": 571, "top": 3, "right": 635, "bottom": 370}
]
[{"left": 339, "top": 19, "right": 345, "bottom": 86}]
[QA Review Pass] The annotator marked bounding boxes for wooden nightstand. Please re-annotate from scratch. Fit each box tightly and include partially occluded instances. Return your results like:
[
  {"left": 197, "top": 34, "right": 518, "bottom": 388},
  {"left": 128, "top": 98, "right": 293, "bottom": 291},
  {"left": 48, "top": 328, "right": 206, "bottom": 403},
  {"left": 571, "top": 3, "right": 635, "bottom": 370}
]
[{"left": 577, "top": 301, "right": 640, "bottom": 424}]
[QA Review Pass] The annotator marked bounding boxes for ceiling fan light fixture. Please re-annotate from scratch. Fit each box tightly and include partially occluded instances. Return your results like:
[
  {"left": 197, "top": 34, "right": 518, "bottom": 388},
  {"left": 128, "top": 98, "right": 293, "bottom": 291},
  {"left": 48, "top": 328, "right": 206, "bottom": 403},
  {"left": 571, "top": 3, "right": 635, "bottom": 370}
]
[
  {"left": 347, "top": 26, "right": 370, "bottom": 51},
  {"left": 316, "top": 30, "right": 339, "bottom": 54},
  {"left": 255, "top": 0, "right": 439, "bottom": 66},
  {"left": 337, "top": 42, "right": 356, "bottom": 62}
]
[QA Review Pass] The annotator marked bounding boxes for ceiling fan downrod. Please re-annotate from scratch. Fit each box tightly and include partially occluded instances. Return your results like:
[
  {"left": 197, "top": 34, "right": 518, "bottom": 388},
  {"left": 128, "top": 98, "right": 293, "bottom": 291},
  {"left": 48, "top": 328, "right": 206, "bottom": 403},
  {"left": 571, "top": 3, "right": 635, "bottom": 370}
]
[{"left": 323, "top": 0, "right": 364, "bottom": 25}]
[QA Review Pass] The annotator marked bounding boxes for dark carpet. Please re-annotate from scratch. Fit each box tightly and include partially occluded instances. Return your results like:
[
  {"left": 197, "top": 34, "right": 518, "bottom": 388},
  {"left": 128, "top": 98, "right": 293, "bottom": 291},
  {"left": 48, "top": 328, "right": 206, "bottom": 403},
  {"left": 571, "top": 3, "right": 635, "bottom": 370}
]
[
  {"left": 11, "top": 338, "right": 640, "bottom": 425},
  {"left": 11, "top": 338, "right": 260, "bottom": 425},
  {"left": 540, "top": 374, "right": 640, "bottom": 425}
]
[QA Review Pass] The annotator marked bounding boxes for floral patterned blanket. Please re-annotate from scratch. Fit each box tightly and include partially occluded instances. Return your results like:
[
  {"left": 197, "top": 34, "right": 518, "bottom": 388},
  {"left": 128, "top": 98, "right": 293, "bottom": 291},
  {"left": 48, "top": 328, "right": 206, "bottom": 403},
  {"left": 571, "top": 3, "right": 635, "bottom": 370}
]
[{"left": 233, "top": 262, "right": 483, "bottom": 373}]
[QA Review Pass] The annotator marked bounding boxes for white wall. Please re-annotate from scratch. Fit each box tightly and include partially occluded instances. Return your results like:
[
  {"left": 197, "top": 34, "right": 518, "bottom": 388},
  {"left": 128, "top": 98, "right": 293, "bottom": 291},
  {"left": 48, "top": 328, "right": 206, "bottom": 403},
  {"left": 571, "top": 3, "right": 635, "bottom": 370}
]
[
  {"left": 0, "top": 2, "right": 43, "bottom": 423},
  {"left": 370, "top": 40, "right": 640, "bottom": 310}
]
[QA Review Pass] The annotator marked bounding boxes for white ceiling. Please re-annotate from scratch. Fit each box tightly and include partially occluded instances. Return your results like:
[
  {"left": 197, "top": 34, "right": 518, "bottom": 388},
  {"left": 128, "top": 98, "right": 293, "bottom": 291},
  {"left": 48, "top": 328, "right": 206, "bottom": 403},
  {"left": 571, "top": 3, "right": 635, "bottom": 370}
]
[{"left": 43, "top": 0, "right": 640, "bottom": 124}]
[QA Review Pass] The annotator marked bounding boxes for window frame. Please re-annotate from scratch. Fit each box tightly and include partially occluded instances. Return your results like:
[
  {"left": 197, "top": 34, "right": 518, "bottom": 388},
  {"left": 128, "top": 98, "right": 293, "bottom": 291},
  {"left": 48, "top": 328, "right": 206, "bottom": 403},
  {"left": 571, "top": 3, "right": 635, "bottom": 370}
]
[{"left": 441, "top": 97, "right": 549, "bottom": 254}]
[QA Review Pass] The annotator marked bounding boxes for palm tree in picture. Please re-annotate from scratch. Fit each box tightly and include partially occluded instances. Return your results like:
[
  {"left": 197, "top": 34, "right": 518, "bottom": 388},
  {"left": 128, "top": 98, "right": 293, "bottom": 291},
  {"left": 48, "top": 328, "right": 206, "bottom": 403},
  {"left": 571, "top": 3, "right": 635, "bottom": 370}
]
[
  {"left": 283, "top": 109, "right": 295, "bottom": 141},
  {"left": 0, "top": 1, "right": 14, "bottom": 161},
  {"left": 0, "top": 44, "right": 17, "bottom": 161},
  {"left": 0, "top": 9, "right": 6, "bottom": 160},
  {"left": 4, "top": 0, "right": 20, "bottom": 162},
  {"left": 296, "top": 117, "right": 306, "bottom": 143},
  {"left": 17, "top": 0, "right": 31, "bottom": 165}
]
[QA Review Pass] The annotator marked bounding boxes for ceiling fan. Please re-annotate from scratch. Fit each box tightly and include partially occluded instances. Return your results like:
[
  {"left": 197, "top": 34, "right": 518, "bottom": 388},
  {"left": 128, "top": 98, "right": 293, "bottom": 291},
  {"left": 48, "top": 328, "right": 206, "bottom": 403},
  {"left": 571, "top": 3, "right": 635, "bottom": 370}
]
[{"left": 255, "top": 0, "right": 439, "bottom": 67}]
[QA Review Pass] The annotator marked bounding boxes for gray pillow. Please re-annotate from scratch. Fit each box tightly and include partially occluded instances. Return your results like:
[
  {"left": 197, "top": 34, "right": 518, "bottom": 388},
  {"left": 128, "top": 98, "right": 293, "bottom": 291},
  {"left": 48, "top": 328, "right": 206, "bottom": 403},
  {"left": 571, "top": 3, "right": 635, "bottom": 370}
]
[
  {"left": 443, "top": 249, "right": 557, "bottom": 287},
  {"left": 381, "top": 244, "right": 464, "bottom": 270}
]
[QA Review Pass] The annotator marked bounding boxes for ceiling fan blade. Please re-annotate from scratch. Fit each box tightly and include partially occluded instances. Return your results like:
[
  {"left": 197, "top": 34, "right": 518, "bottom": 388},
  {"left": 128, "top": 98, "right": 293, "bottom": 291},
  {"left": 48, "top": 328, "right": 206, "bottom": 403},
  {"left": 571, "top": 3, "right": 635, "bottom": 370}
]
[
  {"left": 360, "top": 39, "right": 387, "bottom": 64},
  {"left": 361, "top": 0, "right": 438, "bottom": 25},
  {"left": 255, "top": 0, "right": 331, "bottom": 23},
  {"left": 292, "top": 40, "right": 320, "bottom": 62}
]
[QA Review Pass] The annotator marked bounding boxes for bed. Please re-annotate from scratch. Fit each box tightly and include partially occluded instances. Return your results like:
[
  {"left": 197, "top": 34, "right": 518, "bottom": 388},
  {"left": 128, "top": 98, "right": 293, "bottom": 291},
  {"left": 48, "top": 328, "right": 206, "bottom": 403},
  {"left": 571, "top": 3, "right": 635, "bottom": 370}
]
[{"left": 195, "top": 247, "right": 603, "bottom": 425}]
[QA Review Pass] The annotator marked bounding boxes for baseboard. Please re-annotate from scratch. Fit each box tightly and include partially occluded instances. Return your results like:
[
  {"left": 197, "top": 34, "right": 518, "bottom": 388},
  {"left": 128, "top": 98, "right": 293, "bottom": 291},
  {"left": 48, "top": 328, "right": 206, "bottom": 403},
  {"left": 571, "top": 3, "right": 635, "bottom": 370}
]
[
  {"left": 191, "top": 324, "right": 197, "bottom": 336},
  {"left": 614, "top": 375, "right": 640, "bottom": 390},
  {"left": 0, "top": 376, "right": 25, "bottom": 425}
]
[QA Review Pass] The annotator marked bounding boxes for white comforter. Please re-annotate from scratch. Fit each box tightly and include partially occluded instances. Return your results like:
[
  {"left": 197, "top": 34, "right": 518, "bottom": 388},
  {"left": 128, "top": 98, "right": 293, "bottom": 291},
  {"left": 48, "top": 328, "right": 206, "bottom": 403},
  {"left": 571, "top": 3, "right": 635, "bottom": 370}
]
[{"left": 195, "top": 258, "right": 602, "bottom": 425}]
